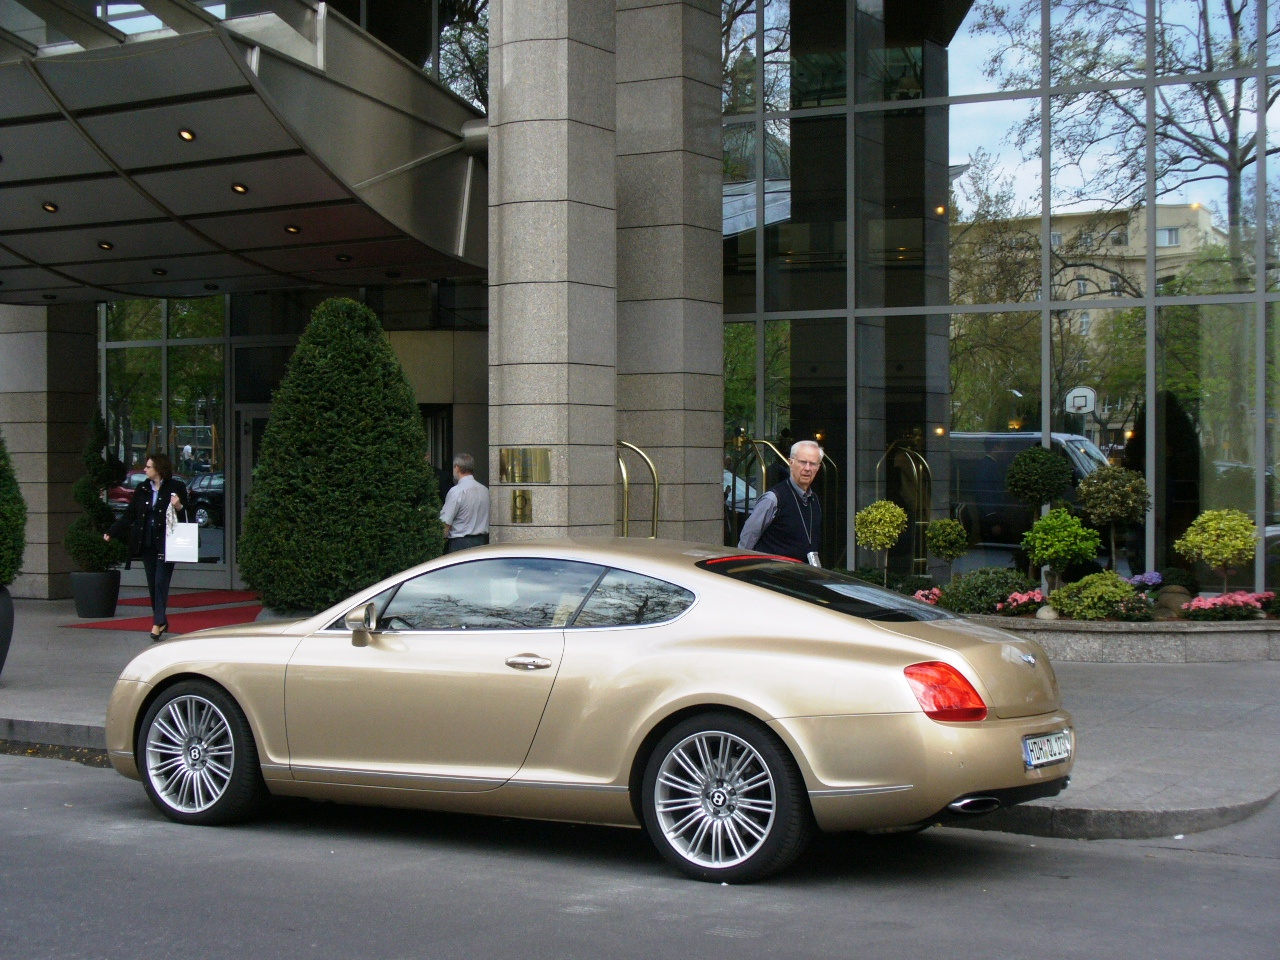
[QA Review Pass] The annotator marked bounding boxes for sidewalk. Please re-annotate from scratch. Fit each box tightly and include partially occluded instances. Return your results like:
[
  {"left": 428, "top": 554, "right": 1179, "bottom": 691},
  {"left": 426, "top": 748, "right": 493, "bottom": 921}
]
[{"left": 2, "top": 595, "right": 1278, "bottom": 840}]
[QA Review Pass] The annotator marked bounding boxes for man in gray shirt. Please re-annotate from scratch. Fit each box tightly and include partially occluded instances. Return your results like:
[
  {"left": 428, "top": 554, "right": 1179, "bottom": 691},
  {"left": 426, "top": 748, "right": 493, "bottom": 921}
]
[{"left": 440, "top": 452, "right": 490, "bottom": 553}]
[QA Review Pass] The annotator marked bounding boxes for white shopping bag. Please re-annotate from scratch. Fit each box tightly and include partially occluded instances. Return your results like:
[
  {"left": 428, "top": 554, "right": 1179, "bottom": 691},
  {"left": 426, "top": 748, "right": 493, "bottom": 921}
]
[{"left": 164, "top": 505, "right": 200, "bottom": 563}]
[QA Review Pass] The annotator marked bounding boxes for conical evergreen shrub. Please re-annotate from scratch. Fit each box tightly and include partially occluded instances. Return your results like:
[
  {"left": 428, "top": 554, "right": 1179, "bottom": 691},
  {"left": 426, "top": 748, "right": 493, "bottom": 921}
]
[
  {"left": 238, "top": 298, "right": 443, "bottom": 611},
  {"left": 0, "top": 427, "right": 27, "bottom": 586},
  {"left": 64, "top": 410, "right": 127, "bottom": 573}
]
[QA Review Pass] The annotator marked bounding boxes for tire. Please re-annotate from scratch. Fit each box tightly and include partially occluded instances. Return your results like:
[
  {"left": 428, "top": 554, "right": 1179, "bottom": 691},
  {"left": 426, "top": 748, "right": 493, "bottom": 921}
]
[
  {"left": 640, "top": 712, "right": 814, "bottom": 883},
  {"left": 136, "top": 680, "right": 268, "bottom": 825},
  {"left": 194, "top": 506, "right": 211, "bottom": 528}
]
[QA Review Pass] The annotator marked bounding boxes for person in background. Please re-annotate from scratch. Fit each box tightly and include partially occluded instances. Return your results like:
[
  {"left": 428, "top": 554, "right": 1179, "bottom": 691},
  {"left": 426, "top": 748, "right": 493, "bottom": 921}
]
[
  {"left": 104, "top": 453, "right": 189, "bottom": 640},
  {"left": 440, "top": 452, "right": 489, "bottom": 553},
  {"left": 738, "top": 439, "right": 823, "bottom": 565}
]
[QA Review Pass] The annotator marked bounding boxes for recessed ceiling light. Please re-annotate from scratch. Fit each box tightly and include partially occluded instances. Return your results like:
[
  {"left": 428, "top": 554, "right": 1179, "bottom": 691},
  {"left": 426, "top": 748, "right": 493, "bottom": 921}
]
[
  {"left": 42, "top": 201, "right": 58, "bottom": 213},
  {"left": 231, "top": 183, "right": 249, "bottom": 194},
  {"left": 42, "top": 294, "right": 57, "bottom": 300},
  {"left": 335, "top": 254, "right": 353, "bottom": 262},
  {"left": 152, "top": 268, "right": 168, "bottom": 276},
  {"left": 284, "top": 224, "right": 301, "bottom": 234},
  {"left": 203, "top": 283, "right": 219, "bottom": 291},
  {"left": 178, "top": 129, "right": 196, "bottom": 142},
  {"left": 384, "top": 270, "right": 402, "bottom": 279},
  {"left": 97, "top": 240, "right": 114, "bottom": 251}
]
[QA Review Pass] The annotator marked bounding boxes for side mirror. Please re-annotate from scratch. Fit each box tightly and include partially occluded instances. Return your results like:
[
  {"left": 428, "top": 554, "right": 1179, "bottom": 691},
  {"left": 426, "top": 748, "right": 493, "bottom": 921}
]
[{"left": 345, "top": 602, "right": 376, "bottom": 647}]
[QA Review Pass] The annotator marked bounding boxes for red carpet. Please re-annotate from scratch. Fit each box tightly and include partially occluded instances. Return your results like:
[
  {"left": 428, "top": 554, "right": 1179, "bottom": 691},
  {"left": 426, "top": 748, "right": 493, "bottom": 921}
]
[
  {"left": 118, "top": 589, "right": 258, "bottom": 608},
  {"left": 66, "top": 604, "right": 264, "bottom": 633}
]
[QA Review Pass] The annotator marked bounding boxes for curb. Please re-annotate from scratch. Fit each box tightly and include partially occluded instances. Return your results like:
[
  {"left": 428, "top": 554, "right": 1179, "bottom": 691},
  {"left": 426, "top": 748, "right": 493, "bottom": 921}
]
[
  {"left": 952, "top": 791, "right": 1279, "bottom": 840},
  {"left": 0, "top": 718, "right": 107, "bottom": 751}
]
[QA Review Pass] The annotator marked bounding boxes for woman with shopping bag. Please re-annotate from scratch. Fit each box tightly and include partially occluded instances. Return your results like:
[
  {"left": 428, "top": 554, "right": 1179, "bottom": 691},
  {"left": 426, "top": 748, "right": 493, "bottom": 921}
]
[{"left": 105, "top": 453, "right": 190, "bottom": 641}]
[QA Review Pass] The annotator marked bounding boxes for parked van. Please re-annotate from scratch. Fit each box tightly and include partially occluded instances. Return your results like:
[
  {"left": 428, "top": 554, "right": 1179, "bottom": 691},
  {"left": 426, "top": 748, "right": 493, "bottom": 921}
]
[{"left": 948, "top": 432, "right": 1109, "bottom": 551}]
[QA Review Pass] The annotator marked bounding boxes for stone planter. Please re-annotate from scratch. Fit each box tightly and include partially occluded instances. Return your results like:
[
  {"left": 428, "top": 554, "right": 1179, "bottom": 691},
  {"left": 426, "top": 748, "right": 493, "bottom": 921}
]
[
  {"left": 0, "top": 585, "right": 12, "bottom": 676},
  {"left": 968, "top": 614, "right": 1280, "bottom": 663},
  {"left": 70, "top": 570, "right": 121, "bottom": 619}
]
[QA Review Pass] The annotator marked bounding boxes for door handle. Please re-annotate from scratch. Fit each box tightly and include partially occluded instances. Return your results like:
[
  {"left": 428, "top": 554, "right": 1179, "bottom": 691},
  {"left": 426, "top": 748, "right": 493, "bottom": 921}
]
[{"left": 505, "top": 654, "right": 553, "bottom": 671}]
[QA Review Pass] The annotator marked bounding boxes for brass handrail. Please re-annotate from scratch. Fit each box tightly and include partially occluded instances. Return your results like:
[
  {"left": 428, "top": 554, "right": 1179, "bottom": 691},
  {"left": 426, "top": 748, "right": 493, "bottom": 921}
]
[
  {"left": 617, "top": 440, "right": 660, "bottom": 538},
  {"left": 874, "top": 441, "right": 934, "bottom": 574}
]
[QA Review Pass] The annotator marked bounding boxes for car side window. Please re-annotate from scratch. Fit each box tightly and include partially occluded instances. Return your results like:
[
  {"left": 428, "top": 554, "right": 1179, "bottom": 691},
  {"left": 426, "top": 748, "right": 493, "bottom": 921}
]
[
  {"left": 379, "top": 558, "right": 605, "bottom": 631},
  {"left": 570, "top": 569, "right": 695, "bottom": 628}
]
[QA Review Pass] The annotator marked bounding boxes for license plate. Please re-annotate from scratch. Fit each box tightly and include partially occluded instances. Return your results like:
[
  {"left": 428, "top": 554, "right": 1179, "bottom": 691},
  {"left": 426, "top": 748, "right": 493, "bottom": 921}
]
[{"left": 1022, "top": 730, "right": 1072, "bottom": 769}]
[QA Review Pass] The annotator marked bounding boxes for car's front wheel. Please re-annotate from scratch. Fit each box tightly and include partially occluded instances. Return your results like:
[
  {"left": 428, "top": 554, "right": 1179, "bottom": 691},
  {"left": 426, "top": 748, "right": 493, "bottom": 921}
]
[
  {"left": 641, "top": 712, "right": 813, "bottom": 883},
  {"left": 136, "top": 680, "right": 267, "bottom": 825}
]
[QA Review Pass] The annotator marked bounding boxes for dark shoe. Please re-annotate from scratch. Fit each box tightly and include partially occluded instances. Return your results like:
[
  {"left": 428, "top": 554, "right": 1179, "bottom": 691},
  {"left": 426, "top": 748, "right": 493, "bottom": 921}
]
[{"left": 150, "top": 624, "right": 168, "bottom": 641}]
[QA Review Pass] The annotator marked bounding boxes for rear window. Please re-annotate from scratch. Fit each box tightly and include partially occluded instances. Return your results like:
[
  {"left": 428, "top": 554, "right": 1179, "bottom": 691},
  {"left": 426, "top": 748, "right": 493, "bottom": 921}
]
[{"left": 697, "top": 558, "right": 955, "bottom": 622}]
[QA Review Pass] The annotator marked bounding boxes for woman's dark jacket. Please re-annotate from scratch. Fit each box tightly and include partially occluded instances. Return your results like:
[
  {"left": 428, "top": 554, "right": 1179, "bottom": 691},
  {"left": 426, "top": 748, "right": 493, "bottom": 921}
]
[{"left": 107, "top": 477, "right": 190, "bottom": 560}]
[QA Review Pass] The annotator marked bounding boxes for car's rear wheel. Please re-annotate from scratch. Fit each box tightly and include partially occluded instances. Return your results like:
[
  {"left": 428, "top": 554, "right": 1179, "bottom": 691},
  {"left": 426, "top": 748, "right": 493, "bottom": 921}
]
[
  {"left": 641, "top": 712, "right": 813, "bottom": 883},
  {"left": 136, "top": 680, "right": 267, "bottom": 825},
  {"left": 194, "top": 506, "right": 211, "bottom": 527}
]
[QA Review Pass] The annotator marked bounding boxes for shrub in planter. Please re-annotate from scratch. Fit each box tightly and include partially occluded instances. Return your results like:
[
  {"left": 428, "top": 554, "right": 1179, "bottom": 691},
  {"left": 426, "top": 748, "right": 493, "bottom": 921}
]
[
  {"left": 938, "top": 567, "right": 1036, "bottom": 615},
  {"left": 1181, "top": 591, "right": 1274, "bottom": 621},
  {"left": 1061, "top": 557, "right": 1105, "bottom": 584},
  {"left": 1006, "top": 445, "right": 1073, "bottom": 508},
  {"left": 996, "top": 588, "right": 1043, "bottom": 616},
  {"left": 1113, "top": 593, "right": 1156, "bottom": 622},
  {"left": 854, "top": 499, "right": 908, "bottom": 587},
  {"left": 1076, "top": 465, "right": 1150, "bottom": 569},
  {"left": 1173, "top": 509, "right": 1258, "bottom": 593},
  {"left": 845, "top": 566, "right": 904, "bottom": 591},
  {"left": 1127, "top": 571, "right": 1163, "bottom": 591},
  {"left": 1021, "top": 508, "right": 1102, "bottom": 591},
  {"left": 1158, "top": 566, "right": 1200, "bottom": 596},
  {"left": 925, "top": 518, "right": 968, "bottom": 579},
  {"left": 239, "top": 298, "right": 443, "bottom": 613},
  {"left": 1048, "top": 571, "right": 1136, "bottom": 621},
  {"left": 897, "top": 574, "right": 935, "bottom": 597},
  {"left": 63, "top": 410, "right": 128, "bottom": 574},
  {"left": 1267, "top": 593, "right": 1280, "bottom": 618}
]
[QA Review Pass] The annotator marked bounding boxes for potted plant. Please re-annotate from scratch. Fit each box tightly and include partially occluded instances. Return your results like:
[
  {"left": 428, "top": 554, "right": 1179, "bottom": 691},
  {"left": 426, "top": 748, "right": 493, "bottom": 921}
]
[
  {"left": 64, "top": 411, "right": 128, "bottom": 618},
  {"left": 238, "top": 298, "right": 443, "bottom": 614},
  {"left": 854, "top": 499, "right": 908, "bottom": 587},
  {"left": 1173, "top": 508, "right": 1258, "bottom": 594},
  {"left": 1076, "top": 465, "right": 1150, "bottom": 571},
  {"left": 0, "top": 427, "right": 27, "bottom": 674},
  {"left": 925, "top": 517, "right": 969, "bottom": 581},
  {"left": 1005, "top": 445, "right": 1074, "bottom": 575},
  {"left": 1021, "top": 507, "right": 1101, "bottom": 593}
]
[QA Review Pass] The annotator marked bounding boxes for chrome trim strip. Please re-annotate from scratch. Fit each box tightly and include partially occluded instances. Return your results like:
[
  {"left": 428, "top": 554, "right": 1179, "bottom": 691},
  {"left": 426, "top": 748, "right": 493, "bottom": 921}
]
[
  {"left": 808, "top": 784, "right": 914, "bottom": 798},
  {"left": 291, "top": 765, "right": 506, "bottom": 790},
  {"left": 509, "top": 780, "right": 630, "bottom": 793}
]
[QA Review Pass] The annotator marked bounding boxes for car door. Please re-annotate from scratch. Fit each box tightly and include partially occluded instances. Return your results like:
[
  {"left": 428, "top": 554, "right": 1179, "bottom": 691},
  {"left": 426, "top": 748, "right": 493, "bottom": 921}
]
[{"left": 284, "top": 557, "right": 604, "bottom": 791}]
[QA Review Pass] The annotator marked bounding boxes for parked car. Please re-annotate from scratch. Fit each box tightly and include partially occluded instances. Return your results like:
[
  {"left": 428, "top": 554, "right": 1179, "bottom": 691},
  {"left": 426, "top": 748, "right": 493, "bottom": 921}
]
[
  {"left": 107, "top": 471, "right": 149, "bottom": 517},
  {"left": 187, "top": 471, "right": 225, "bottom": 528},
  {"left": 105, "top": 538, "right": 1073, "bottom": 883}
]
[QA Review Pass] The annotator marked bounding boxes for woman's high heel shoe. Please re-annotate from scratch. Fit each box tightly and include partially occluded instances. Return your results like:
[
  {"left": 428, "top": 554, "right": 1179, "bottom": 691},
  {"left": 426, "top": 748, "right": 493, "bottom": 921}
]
[{"left": 149, "top": 623, "right": 168, "bottom": 641}]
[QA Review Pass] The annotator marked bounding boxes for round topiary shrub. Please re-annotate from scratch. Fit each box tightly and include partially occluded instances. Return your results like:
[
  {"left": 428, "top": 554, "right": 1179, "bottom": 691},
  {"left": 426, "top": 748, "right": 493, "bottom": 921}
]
[
  {"left": 0, "top": 427, "right": 26, "bottom": 587},
  {"left": 1048, "top": 571, "right": 1137, "bottom": 620},
  {"left": 1005, "top": 445, "right": 1074, "bottom": 508},
  {"left": 238, "top": 298, "right": 443, "bottom": 612},
  {"left": 925, "top": 517, "right": 968, "bottom": 579},
  {"left": 854, "top": 499, "right": 909, "bottom": 586},
  {"left": 1173, "top": 509, "right": 1258, "bottom": 593},
  {"left": 1076, "top": 465, "right": 1150, "bottom": 569},
  {"left": 1022, "top": 508, "right": 1102, "bottom": 590},
  {"left": 63, "top": 410, "right": 128, "bottom": 573},
  {"left": 939, "top": 567, "right": 1036, "bottom": 615}
]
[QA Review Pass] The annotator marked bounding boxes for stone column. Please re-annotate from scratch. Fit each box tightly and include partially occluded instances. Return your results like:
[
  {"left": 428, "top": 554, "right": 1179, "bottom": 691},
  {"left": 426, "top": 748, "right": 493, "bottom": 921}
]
[
  {"left": 0, "top": 303, "right": 98, "bottom": 599},
  {"left": 615, "top": 0, "right": 723, "bottom": 543},
  {"left": 487, "top": 0, "right": 618, "bottom": 540}
]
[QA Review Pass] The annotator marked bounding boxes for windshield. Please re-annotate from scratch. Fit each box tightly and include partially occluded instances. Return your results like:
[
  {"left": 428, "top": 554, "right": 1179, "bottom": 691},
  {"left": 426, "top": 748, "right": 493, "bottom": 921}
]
[
  {"left": 1062, "top": 436, "right": 1109, "bottom": 474},
  {"left": 697, "top": 557, "right": 956, "bottom": 622}
]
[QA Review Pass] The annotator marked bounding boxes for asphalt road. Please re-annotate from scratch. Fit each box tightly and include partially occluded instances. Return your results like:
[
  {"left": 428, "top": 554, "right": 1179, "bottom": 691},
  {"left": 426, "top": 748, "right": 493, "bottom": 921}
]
[{"left": 2, "top": 753, "right": 1276, "bottom": 960}]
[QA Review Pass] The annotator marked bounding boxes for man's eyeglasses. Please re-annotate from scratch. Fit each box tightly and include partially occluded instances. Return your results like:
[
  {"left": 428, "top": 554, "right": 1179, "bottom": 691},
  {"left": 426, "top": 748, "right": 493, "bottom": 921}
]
[{"left": 790, "top": 458, "right": 821, "bottom": 470}]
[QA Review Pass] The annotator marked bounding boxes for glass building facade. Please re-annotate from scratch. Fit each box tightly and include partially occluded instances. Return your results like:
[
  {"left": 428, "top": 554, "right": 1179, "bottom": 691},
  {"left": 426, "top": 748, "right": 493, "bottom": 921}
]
[{"left": 722, "top": 0, "right": 1280, "bottom": 590}]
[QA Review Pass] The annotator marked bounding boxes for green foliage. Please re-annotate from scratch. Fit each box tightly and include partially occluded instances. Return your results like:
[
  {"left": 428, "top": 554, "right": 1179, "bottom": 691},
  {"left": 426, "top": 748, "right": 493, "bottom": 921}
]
[
  {"left": 63, "top": 410, "right": 127, "bottom": 573},
  {"left": 897, "top": 574, "right": 936, "bottom": 597},
  {"left": 1158, "top": 567, "right": 1200, "bottom": 595},
  {"left": 0, "top": 428, "right": 27, "bottom": 586},
  {"left": 854, "top": 500, "right": 909, "bottom": 551},
  {"left": 939, "top": 567, "right": 1036, "bottom": 615},
  {"left": 1173, "top": 509, "right": 1258, "bottom": 592},
  {"left": 1076, "top": 465, "right": 1151, "bottom": 565},
  {"left": 844, "top": 566, "right": 905, "bottom": 591},
  {"left": 238, "top": 298, "right": 443, "bottom": 612},
  {"left": 1048, "top": 571, "right": 1138, "bottom": 621},
  {"left": 1022, "top": 508, "right": 1102, "bottom": 580},
  {"left": 925, "top": 518, "right": 969, "bottom": 563},
  {"left": 1113, "top": 594, "right": 1156, "bottom": 622},
  {"left": 1005, "top": 446, "right": 1073, "bottom": 508}
]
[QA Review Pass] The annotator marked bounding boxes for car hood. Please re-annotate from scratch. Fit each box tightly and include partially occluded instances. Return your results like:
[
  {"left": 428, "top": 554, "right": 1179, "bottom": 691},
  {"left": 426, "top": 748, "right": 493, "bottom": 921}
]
[
  {"left": 867, "top": 616, "right": 1062, "bottom": 719},
  {"left": 164, "top": 619, "right": 307, "bottom": 643}
]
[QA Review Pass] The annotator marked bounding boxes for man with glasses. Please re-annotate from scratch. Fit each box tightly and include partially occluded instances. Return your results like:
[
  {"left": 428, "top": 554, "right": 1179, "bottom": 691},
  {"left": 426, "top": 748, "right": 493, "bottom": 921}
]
[{"left": 738, "top": 439, "right": 824, "bottom": 565}]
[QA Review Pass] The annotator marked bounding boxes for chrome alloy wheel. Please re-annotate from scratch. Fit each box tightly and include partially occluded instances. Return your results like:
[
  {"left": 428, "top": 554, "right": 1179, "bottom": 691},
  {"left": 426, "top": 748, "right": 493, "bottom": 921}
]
[
  {"left": 144, "top": 694, "right": 235, "bottom": 814},
  {"left": 653, "top": 730, "right": 777, "bottom": 869}
]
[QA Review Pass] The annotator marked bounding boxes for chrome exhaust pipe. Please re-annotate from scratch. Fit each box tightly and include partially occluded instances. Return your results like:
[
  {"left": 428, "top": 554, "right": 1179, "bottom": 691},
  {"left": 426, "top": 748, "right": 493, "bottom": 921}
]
[{"left": 947, "top": 796, "right": 1001, "bottom": 815}]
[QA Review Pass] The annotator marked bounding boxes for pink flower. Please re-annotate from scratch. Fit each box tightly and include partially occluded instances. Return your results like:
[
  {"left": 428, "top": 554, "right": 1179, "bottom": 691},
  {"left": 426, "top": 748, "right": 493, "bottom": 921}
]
[{"left": 914, "top": 587, "right": 942, "bottom": 605}]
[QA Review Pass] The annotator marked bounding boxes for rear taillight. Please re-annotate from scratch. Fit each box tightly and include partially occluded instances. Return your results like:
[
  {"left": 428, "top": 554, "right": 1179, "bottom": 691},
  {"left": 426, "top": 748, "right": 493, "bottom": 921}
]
[{"left": 903, "top": 661, "right": 988, "bottom": 722}]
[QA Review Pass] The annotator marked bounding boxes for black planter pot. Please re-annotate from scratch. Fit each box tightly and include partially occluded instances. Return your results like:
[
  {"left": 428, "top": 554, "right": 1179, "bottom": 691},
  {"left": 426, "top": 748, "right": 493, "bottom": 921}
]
[
  {"left": 70, "top": 570, "right": 121, "bottom": 619},
  {"left": 0, "top": 585, "right": 13, "bottom": 676}
]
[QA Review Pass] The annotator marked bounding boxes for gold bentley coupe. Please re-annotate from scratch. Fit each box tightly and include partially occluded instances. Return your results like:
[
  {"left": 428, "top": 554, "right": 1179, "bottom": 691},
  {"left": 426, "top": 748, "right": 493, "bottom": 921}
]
[{"left": 105, "top": 539, "right": 1073, "bottom": 882}]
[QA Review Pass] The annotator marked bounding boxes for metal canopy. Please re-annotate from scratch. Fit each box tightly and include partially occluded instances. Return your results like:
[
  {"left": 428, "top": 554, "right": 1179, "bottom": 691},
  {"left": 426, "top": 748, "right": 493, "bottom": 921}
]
[{"left": 0, "top": 2, "right": 487, "bottom": 305}]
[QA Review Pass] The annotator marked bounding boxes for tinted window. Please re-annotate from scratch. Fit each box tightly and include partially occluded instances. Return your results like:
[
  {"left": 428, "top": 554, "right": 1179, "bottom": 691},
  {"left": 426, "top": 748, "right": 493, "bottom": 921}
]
[
  {"left": 571, "top": 569, "right": 695, "bottom": 628},
  {"left": 379, "top": 558, "right": 603, "bottom": 630},
  {"left": 698, "top": 558, "right": 955, "bottom": 622}
]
